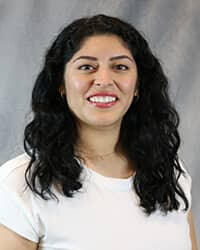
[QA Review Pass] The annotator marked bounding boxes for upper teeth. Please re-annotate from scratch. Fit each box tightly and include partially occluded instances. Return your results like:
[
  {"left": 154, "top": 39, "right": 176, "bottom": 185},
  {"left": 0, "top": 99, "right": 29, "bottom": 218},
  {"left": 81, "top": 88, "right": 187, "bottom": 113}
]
[{"left": 89, "top": 96, "right": 117, "bottom": 103}]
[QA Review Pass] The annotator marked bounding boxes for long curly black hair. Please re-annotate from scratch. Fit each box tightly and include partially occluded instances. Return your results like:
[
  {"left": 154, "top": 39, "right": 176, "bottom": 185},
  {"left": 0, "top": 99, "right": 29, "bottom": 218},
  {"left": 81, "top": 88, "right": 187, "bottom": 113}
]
[{"left": 24, "top": 14, "right": 190, "bottom": 216}]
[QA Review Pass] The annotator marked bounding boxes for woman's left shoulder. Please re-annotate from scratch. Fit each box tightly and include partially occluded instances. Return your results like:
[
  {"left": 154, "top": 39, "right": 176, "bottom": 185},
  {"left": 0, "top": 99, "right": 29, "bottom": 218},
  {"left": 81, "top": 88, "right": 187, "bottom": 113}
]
[
  {"left": 176, "top": 157, "right": 192, "bottom": 213},
  {"left": 177, "top": 158, "right": 192, "bottom": 191}
]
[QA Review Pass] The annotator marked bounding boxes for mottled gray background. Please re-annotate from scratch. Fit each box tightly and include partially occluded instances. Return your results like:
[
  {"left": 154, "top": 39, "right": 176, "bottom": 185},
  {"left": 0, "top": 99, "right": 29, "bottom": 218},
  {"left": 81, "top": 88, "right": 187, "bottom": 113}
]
[{"left": 0, "top": 0, "right": 199, "bottom": 246}]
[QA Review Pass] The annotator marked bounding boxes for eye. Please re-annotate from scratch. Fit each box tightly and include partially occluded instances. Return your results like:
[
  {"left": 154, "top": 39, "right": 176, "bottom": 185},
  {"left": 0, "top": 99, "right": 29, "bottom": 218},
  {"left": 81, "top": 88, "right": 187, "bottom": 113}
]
[
  {"left": 114, "top": 64, "right": 129, "bottom": 71},
  {"left": 78, "top": 64, "right": 96, "bottom": 71}
]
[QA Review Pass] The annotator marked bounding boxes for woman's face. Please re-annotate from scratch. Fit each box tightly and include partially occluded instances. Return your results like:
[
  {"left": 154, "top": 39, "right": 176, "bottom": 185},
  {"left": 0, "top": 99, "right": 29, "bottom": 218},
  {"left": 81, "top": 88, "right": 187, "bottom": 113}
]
[{"left": 63, "top": 34, "right": 138, "bottom": 129}]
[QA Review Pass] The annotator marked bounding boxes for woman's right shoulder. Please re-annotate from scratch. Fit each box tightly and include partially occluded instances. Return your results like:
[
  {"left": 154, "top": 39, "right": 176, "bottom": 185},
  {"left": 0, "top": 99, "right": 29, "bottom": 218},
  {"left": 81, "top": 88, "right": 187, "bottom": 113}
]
[
  {"left": 0, "top": 154, "right": 42, "bottom": 244},
  {"left": 0, "top": 153, "right": 31, "bottom": 192}
]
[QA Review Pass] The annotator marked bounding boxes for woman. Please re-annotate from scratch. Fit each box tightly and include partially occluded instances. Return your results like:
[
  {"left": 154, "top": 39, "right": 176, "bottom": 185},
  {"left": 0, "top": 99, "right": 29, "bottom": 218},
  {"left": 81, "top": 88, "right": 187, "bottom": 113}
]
[{"left": 0, "top": 14, "right": 198, "bottom": 250}]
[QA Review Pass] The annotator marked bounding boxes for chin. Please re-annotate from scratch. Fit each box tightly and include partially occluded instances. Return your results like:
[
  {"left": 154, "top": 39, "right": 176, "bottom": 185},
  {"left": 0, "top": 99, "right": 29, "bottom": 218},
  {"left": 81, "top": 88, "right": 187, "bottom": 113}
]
[{"left": 87, "top": 118, "right": 122, "bottom": 128}]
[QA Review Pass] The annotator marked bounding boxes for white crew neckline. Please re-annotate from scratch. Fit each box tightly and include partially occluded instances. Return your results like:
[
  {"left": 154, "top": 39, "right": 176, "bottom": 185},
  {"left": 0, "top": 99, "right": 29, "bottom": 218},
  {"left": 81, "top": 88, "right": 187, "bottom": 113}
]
[{"left": 74, "top": 157, "right": 135, "bottom": 192}]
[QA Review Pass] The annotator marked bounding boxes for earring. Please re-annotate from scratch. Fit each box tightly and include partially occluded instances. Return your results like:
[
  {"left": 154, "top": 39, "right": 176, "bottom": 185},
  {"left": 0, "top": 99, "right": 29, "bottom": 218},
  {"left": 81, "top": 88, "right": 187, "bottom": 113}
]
[
  {"left": 60, "top": 91, "right": 65, "bottom": 97},
  {"left": 134, "top": 90, "right": 139, "bottom": 103},
  {"left": 59, "top": 86, "right": 65, "bottom": 97}
]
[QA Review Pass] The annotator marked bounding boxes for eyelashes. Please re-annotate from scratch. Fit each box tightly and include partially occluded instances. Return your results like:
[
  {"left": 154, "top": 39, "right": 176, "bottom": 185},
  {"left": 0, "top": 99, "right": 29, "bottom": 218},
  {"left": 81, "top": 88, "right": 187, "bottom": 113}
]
[
  {"left": 78, "top": 64, "right": 95, "bottom": 70},
  {"left": 114, "top": 64, "right": 129, "bottom": 71},
  {"left": 77, "top": 64, "right": 129, "bottom": 71}
]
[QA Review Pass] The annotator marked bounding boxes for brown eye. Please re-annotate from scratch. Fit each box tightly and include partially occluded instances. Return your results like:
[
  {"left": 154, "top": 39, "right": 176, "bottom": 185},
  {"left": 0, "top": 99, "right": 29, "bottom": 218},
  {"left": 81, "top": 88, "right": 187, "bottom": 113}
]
[
  {"left": 115, "top": 64, "right": 129, "bottom": 71},
  {"left": 78, "top": 64, "right": 95, "bottom": 70}
]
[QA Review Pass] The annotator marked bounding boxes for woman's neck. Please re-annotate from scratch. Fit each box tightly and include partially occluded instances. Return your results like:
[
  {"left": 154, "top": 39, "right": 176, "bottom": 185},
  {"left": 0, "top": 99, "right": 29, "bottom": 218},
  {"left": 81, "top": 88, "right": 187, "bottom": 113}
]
[
  {"left": 74, "top": 124, "right": 135, "bottom": 178},
  {"left": 75, "top": 123, "right": 121, "bottom": 158}
]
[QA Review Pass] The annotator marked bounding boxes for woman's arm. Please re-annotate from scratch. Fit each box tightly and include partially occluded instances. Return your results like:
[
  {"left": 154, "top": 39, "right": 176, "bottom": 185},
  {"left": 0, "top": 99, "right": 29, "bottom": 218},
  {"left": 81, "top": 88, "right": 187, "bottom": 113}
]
[
  {"left": 0, "top": 224, "right": 38, "bottom": 250},
  {"left": 188, "top": 209, "right": 198, "bottom": 250}
]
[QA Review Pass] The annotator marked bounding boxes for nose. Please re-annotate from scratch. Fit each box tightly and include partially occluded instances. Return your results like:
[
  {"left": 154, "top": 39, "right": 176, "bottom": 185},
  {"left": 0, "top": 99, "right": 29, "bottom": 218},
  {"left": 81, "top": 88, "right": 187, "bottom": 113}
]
[{"left": 93, "top": 67, "right": 114, "bottom": 86}]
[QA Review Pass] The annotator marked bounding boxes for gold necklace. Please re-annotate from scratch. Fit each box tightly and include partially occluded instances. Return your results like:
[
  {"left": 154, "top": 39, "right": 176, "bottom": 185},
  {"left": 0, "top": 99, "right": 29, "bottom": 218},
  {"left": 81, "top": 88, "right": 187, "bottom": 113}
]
[{"left": 75, "top": 148, "right": 115, "bottom": 159}]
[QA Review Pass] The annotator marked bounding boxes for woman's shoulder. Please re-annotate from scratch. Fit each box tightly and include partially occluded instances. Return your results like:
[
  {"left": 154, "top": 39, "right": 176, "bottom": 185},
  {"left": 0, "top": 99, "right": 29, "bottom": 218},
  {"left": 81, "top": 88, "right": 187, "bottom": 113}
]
[
  {"left": 176, "top": 157, "right": 192, "bottom": 212},
  {"left": 0, "top": 153, "right": 41, "bottom": 243},
  {"left": 0, "top": 153, "right": 31, "bottom": 193},
  {"left": 177, "top": 157, "right": 192, "bottom": 190}
]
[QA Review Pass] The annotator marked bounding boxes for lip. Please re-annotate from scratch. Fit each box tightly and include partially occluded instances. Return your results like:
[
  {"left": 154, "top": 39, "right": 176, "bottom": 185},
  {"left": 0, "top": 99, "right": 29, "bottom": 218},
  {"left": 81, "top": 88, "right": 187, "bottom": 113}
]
[{"left": 87, "top": 92, "right": 119, "bottom": 100}]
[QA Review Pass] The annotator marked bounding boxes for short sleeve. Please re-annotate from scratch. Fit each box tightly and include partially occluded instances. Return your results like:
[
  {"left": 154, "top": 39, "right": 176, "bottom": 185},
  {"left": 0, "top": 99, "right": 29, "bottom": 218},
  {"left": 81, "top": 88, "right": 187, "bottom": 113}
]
[
  {"left": 177, "top": 158, "right": 192, "bottom": 213},
  {"left": 0, "top": 184, "right": 40, "bottom": 243},
  {"left": 0, "top": 153, "right": 42, "bottom": 243}
]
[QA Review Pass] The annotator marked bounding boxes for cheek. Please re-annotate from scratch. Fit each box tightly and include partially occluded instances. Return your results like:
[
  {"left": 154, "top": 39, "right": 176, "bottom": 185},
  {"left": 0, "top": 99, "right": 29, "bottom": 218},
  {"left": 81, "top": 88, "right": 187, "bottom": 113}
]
[
  {"left": 119, "top": 69, "right": 138, "bottom": 93},
  {"left": 121, "top": 78, "right": 137, "bottom": 94},
  {"left": 65, "top": 75, "right": 89, "bottom": 96}
]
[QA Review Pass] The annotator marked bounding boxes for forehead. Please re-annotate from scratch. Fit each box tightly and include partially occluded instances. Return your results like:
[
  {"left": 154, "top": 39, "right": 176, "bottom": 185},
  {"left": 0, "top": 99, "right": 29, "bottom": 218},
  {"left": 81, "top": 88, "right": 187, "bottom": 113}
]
[{"left": 75, "top": 34, "right": 131, "bottom": 55}]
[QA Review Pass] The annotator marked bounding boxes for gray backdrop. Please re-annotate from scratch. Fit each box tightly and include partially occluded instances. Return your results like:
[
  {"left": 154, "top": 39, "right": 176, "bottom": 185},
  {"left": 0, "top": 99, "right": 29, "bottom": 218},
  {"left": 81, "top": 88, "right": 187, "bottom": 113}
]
[{"left": 0, "top": 0, "right": 199, "bottom": 246}]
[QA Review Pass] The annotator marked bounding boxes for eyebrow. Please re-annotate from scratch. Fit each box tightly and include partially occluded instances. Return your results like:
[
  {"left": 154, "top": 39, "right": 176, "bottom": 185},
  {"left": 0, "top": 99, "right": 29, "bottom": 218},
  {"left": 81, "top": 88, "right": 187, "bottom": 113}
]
[{"left": 72, "top": 55, "right": 134, "bottom": 63}]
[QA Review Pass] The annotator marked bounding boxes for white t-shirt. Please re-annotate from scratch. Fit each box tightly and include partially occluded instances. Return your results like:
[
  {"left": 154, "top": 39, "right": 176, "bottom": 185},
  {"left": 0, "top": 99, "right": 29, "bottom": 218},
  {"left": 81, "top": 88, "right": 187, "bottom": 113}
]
[{"left": 0, "top": 153, "right": 192, "bottom": 250}]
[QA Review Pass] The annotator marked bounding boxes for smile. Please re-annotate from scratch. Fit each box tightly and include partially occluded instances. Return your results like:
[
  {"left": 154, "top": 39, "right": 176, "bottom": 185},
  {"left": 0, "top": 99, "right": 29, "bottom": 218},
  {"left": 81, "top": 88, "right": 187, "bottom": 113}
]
[{"left": 87, "top": 98, "right": 119, "bottom": 109}]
